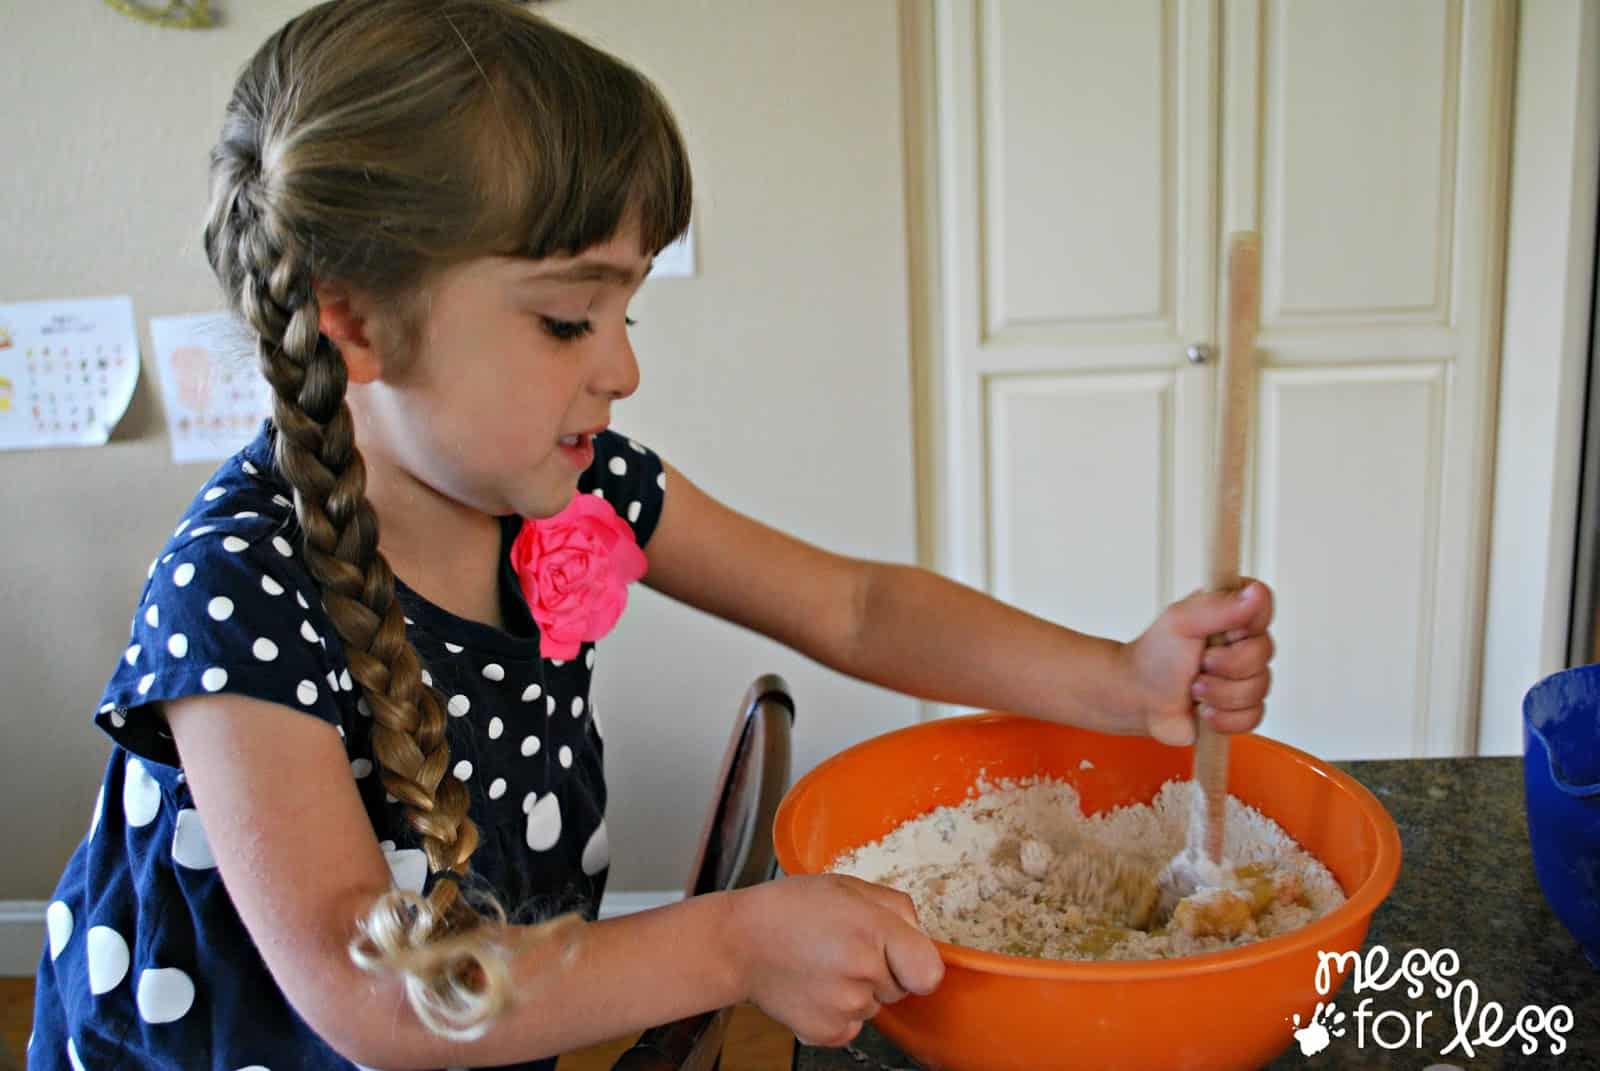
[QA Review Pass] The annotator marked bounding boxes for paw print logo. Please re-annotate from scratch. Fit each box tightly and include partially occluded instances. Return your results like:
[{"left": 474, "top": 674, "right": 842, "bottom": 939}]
[{"left": 1290, "top": 1002, "right": 1347, "bottom": 1057}]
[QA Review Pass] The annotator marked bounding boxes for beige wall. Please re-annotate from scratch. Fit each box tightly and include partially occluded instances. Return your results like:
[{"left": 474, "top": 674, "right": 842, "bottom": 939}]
[{"left": 0, "top": 1, "right": 918, "bottom": 904}]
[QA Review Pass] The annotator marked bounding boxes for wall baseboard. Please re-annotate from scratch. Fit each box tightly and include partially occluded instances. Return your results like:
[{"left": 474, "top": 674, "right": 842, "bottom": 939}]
[
  {"left": 595, "top": 889, "right": 683, "bottom": 920},
  {"left": 2, "top": 891, "right": 684, "bottom": 978},
  {"left": 0, "top": 901, "right": 48, "bottom": 979}
]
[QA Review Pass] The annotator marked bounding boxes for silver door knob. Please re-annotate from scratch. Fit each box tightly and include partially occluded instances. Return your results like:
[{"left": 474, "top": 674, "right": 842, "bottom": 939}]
[{"left": 1186, "top": 343, "right": 1213, "bottom": 364}]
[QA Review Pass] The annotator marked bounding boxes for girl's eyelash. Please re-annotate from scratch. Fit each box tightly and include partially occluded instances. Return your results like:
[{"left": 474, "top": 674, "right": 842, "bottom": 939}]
[
  {"left": 539, "top": 316, "right": 638, "bottom": 340},
  {"left": 541, "top": 316, "right": 593, "bottom": 341}
]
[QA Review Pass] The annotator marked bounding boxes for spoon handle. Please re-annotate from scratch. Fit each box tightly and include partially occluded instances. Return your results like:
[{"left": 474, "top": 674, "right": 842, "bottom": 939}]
[{"left": 1194, "top": 231, "right": 1262, "bottom": 864}]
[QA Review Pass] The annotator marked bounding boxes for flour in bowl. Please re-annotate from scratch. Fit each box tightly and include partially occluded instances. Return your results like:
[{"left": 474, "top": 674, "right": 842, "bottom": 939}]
[{"left": 829, "top": 777, "right": 1345, "bottom": 961}]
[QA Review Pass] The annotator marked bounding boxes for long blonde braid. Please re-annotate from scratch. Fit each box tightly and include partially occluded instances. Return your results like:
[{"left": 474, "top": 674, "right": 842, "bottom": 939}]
[{"left": 201, "top": 0, "right": 690, "bottom": 1037}]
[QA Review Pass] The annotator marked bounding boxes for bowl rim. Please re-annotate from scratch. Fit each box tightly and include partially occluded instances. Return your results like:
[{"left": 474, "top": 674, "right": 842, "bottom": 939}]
[
  {"left": 774, "top": 711, "right": 1404, "bottom": 981},
  {"left": 1522, "top": 672, "right": 1600, "bottom": 796}
]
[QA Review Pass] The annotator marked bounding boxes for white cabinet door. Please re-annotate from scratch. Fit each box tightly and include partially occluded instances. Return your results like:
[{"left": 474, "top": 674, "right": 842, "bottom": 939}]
[
  {"left": 1224, "top": 0, "right": 1512, "bottom": 757},
  {"left": 919, "top": 0, "right": 1512, "bottom": 758},
  {"left": 927, "top": 0, "right": 1219, "bottom": 647}
]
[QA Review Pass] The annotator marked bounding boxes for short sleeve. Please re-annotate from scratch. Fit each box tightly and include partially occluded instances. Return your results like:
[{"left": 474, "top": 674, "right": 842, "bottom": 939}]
[
  {"left": 97, "top": 524, "right": 351, "bottom": 767},
  {"left": 580, "top": 429, "right": 667, "bottom": 550}
]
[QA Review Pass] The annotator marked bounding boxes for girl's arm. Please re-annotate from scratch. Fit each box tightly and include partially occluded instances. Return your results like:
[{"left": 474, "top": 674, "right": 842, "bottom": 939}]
[
  {"left": 641, "top": 462, "right": 1273, "bottom": 745},
  {"left": 164, "top": 694, "right": 940, "bottom": 1068}
]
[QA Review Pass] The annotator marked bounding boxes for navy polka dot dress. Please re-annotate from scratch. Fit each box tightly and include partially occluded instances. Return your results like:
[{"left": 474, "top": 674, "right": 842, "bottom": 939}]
[{"left": 29, "top": 422, "right": 666, "bottom": 1071}]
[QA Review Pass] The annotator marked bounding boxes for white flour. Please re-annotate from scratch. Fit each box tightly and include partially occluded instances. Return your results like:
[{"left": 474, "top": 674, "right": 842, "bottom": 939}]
[{"left": 830, "top": 776, "right": 1345, "bottom": 961}]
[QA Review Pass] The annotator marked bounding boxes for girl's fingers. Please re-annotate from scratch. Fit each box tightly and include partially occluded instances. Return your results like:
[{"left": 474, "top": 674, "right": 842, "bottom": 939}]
[
  {"left": 1238, "top": 578, "right": 1274, "bottom": 633},
  {"left": 1201, "top": 634, "right": 1274, "bottom": 680},
  {"left": 1191, "top": 670, "right": 1270, "bottom": 712},
  {"left": 1197, "top": 701, "right": 1265, "bottom": 733},
  {"left": 884, "top": 927, "right": 944, "bottom": 996},
  {"left": 873, "top": 978, "right": 909, "bottom": 1005}
]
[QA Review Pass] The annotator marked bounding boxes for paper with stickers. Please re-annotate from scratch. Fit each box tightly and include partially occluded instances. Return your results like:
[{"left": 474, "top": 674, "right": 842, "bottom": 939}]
[
  {"left": 0, "top": 297, "right": 141, "bottom": 451},
  {"left": 148, "top": 311, "right": 271, "bottom": 464}
]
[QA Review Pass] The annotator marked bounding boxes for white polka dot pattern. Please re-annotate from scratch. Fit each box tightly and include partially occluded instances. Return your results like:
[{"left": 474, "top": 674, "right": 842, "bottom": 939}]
[
  {"left": 71, "top": 429, "right": 669, "bottom": 1064},
  {"left": 526, "top": 794, "right": 562, "bottom": 851},
  {"left": 384, "top": 847, "right": 427, "bottom": 894},
  {"left": 582, "top": 820, "right": 611, "bottom": 875},
  {"left": 136, "top": 967, "right": 196, "bottom": 1024},
  {"left": 88, "top": 785, "right": 103, "bottom": 842},
  {"left": 123, "top": 758, "right": 160, "bottom": 828},
  {"left": 87, "top": 925, "right": 130, "bottom": 995},
  {"left": 171, "top": 809, "right": 217, "bottom": 869},
  {"left": 46, "top": 901, "right": 73, "bottom": 960}
]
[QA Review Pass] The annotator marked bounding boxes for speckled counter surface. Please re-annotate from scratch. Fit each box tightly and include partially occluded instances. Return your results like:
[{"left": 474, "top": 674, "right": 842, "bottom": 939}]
[{"left": 793, "top": 757, "right": 1597, "bottom": 1070}]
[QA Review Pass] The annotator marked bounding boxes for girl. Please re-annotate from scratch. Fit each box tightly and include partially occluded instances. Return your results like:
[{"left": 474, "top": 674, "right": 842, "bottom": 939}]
[{"left": 30, "top": 2, "right": 1275, "bottom": 1069}]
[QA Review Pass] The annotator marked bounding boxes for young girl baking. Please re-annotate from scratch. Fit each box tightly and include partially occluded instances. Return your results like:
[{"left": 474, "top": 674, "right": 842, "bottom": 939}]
[{"left": 30, "top": 3, "right": 1275, "bottom": 1068}]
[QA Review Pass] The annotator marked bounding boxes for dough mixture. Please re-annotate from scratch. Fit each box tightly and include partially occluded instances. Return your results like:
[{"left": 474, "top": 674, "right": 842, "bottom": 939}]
[{"left": 829, "top": 776, "right": 1345, "bottom": 961}]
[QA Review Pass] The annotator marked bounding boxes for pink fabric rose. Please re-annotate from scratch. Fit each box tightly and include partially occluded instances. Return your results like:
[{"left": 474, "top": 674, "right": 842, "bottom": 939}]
[{"left": 510, "top": 494, "right": 648, "bottom": 660}]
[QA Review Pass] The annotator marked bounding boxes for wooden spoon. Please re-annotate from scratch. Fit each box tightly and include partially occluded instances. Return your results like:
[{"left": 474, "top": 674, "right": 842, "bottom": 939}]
[{"left": 1160, "top": 230, "right": 1263, "bottom": 903}]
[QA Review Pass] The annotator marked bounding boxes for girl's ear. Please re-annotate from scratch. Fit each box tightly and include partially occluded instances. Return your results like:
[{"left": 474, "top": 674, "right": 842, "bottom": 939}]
[{"left": 313, "top": 282, "right": 383, "bottom": 384}]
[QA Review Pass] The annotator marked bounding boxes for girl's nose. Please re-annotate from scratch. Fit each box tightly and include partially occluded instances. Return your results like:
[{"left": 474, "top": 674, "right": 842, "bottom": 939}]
[{"left": 595, "top": 326, "right": 641, "bottom": 401}]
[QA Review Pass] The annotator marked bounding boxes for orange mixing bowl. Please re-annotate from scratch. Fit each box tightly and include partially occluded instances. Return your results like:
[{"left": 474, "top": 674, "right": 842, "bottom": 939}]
[{"left": 773, "top": 713, "right": 1402, "bottom": 1071}]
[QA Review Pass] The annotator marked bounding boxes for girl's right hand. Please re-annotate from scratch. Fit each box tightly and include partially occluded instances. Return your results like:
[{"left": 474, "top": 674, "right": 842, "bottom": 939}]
[{"left": 727, "top": 874, "right": 945, "bottom": 1047}]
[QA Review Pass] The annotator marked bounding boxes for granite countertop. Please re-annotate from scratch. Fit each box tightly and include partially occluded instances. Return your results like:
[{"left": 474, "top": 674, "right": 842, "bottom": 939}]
[{"left": 793, "top": 757, "right": 1597, "bottom": 1070}]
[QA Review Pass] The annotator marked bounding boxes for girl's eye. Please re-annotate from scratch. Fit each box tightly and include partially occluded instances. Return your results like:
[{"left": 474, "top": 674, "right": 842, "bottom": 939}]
[{"left": 541, "top": 316, "right": 594, "bottom": 341}]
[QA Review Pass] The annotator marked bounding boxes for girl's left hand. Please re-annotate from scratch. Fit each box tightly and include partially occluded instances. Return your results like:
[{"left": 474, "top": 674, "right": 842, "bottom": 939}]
[{"left": 1115, "top": 580, "right": 1275, "bottom": 746}]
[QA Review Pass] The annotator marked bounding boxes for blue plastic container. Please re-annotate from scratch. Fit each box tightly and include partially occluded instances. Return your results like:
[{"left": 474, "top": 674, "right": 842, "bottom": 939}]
[{"left": 1523, "top": 664, "right": 1600, "bottom": 968}]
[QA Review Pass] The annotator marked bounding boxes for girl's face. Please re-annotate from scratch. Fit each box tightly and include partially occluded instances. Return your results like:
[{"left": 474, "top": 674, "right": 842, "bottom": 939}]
[{"left": 350, "top": 219, "right": 650, "bottom": 521}]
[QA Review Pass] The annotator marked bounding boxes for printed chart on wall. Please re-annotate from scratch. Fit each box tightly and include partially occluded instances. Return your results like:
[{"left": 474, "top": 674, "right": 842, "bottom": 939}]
[
  {"left": 149, "top": 311, "right": 271, "bottom": 464},
  {"left": 0, "top": 296, "right": 141, "bottom": 451}
]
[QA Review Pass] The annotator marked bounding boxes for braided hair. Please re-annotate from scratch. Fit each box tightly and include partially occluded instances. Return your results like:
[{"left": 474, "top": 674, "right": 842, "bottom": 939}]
[{"left": 201, "top": 0, "right": 690, "bottom": 1036}]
